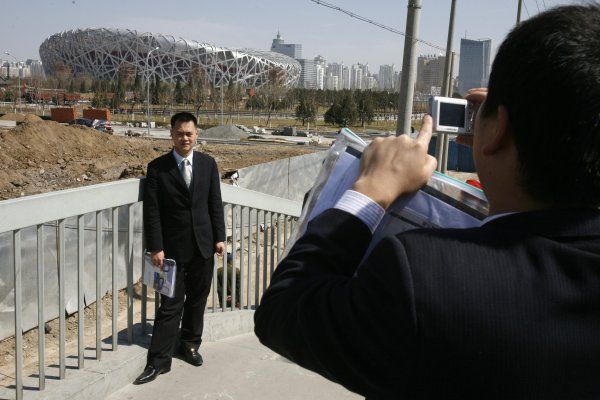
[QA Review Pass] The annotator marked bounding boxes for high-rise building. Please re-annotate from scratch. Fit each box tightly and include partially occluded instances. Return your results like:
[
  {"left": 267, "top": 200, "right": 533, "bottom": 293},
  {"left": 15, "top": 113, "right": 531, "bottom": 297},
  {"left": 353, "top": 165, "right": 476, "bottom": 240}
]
[
  {"left": 341, "top": 66, "right": 350, "bottom": 89},
  {"left": 458, "top": 38, "right": 491, "bottom": 94},
  {"left": 297, "top": 59, "right": 316, "bottom": 89},
  {"left": 26, "top": 59, "right": 45, "bottom": 78},
  {"left": 326, "top": 62, "right": 342, "bottom": 84},
  {"left": 325, "top": 73, "right": 339, "bottom": 91},
  {"left": 416, "top": 54, "right": 445, "bottom": 94},
  {"left": 270, "top": 31, "right": 302, "bottom": 59},
  {"left": 394, "top": 71, "right": 403, "bottom": 91},
  {"left": 378, "top": 64, "right": 396, "bottom": 90},
  {"left": 350, "top": 64, "right": 363, "bottom": 90},
  {"left": 1, "top": 61, "right": 29, "bottom": 78},
  {"left": 365, "top": 76, "right": 378, "bottom": 90},
  {"left": 314, "top": 55, "right": 326, "bottom": 68},
  {"left": 315, "top": 64, "right": 325, "bottom": 90}
]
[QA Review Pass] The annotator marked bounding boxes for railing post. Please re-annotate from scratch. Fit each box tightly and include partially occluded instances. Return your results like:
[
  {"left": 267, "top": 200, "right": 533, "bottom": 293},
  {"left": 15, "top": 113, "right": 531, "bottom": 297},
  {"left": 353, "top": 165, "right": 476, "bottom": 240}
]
[
  {"left": 96, "top": 210, "right": 103, "bottom": 360},
  {"left": 263, "top": 211, "right": 269, "bottom": 290},
  {"left": 277, "top": 213, "right": 283, "bottom": 262},
  {"left": 112, "top": 207, "right": 119, "bottom": 351},
  {"left": 270, "top": 212, "right": 276, "bottom": 278},
  {"left": 283, "top": 214, "right": 288, "bottom": 251},
  {"left": 58, "top": 219, "right": 66, "bottom": 379},
  {"left": 239, "top": 206, "right": 245, "bottom": 309},
  {"left": 141, "top": 233, "right": 147, "bottom": 334},
  {"left": 77, "top": 214, "right": 85, "bottom": 369},
  {"left": 254, "top": 209, "right": 261, "bottom": 306},
  {"left": 13, "top": 229, "right": 23, "bottom": 400},
  {"left": 221, "top": 204, "right": 229, "bottom": 312},
  {"left": 212, "top": 254, "right": 218, "bottom": 313},
  {"left": 127, "top": 205, "right": 134, "bottom": 344},
  {"left": 231, "top": 205, "right": 238, "bottom": 311},
  {"left": 247, "top": 208, "right": 253, "bottom": 310},
  {"left": 37, "top": 223, "right": 45, "bottom": 390}
]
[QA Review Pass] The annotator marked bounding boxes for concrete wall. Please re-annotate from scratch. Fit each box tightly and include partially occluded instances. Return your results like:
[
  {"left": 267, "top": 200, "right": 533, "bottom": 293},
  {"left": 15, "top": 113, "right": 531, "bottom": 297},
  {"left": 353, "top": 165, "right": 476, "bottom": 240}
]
[
  {"left": 0, "top": 204, "right": 143, "bottom": 341},
  {"left": 236, "top": 151, "right": 326, "bottom": 202}
]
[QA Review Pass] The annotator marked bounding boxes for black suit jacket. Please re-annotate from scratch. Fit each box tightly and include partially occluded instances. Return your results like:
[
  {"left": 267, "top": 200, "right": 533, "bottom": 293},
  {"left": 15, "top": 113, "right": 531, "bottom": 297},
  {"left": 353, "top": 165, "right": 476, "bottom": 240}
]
[
  {"left": 144, "top": 150, "right": 225, "bottom": 261},
  {"left": 255, "top": 208, "right": 600, "bottom": 399}
]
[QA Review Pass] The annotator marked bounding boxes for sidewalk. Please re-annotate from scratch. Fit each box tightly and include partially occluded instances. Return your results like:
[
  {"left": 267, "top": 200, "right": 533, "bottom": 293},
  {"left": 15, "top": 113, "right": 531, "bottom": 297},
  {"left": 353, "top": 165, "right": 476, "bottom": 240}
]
[{"left": 106, "top": 333, "right": 361, "bottom": 400}]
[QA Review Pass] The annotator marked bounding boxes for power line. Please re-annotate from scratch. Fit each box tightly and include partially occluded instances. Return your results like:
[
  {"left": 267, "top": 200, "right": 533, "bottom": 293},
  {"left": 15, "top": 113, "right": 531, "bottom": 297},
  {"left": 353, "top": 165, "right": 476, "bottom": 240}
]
[
  {"left": 534, "top": 0, "right": 541, "bottom": 13},
  {"left": 309, "top": 0, "right": 448, "bottom": 53}
]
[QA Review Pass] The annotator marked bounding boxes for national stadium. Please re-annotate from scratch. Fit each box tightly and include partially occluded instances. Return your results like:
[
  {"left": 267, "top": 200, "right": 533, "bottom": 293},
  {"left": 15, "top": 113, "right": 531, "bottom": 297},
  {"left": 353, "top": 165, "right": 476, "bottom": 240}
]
[{"left": 39, "top": 28, "right": 301, "bottom": 88}]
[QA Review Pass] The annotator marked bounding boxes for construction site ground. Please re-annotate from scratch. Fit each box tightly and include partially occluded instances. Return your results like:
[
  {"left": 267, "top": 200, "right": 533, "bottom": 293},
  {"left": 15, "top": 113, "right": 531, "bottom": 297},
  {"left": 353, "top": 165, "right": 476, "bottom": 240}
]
[{"left": 0, "top": 119, "right": 319, "bottom": 201}]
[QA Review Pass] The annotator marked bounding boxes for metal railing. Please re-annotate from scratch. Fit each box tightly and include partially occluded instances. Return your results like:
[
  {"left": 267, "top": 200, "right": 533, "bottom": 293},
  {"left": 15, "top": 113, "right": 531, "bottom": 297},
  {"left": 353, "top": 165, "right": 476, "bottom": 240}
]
[{"left": 0, "top": 179, "right": 301, "bottom": 400}]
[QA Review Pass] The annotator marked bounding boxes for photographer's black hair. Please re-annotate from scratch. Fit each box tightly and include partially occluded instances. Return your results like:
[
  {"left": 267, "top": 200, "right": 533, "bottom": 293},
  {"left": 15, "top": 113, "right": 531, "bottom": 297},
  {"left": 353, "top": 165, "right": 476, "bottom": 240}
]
[
  {"left": 170, "top": 112, "right": 198, "bottom": 129},
  {"left": 482, "top": 3, "right": 600, "bottom": 207}
]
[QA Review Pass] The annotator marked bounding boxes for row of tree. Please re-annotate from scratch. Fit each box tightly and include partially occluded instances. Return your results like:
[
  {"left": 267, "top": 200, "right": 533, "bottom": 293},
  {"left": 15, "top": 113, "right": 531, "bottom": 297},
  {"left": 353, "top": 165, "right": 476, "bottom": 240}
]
[{"left": 10, "top": 67, "right": 419, "bottom": 127}]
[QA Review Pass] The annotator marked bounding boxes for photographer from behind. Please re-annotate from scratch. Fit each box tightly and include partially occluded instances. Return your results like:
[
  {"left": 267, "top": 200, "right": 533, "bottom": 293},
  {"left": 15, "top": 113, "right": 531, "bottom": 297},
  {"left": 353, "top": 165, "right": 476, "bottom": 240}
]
[{"left": 255, "top": 4, "right": 600, "bottom": 399}]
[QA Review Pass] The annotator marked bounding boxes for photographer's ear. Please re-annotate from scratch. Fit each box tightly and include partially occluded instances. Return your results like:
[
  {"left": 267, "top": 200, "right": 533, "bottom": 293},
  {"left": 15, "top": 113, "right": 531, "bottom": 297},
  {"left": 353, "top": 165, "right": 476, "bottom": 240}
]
[{"left": 482, "top": 105, "right": 512, "bottom": 156}]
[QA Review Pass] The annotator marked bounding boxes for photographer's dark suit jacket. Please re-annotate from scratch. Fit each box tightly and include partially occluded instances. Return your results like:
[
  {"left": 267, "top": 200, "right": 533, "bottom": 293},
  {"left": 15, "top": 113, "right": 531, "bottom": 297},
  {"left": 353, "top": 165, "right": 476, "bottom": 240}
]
[
  {"left": 144, "top": 151, "right": 225, "bottom": 262},
  {"left": 255, "top": 208, "right": 600, "bottom": 399}
]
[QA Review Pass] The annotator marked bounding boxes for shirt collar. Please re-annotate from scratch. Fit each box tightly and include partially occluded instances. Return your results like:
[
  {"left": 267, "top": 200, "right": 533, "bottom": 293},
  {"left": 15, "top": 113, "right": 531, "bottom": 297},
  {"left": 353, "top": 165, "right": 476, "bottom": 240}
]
[{"left": 172, "top": 149, "right": 194, "bottom": 167}]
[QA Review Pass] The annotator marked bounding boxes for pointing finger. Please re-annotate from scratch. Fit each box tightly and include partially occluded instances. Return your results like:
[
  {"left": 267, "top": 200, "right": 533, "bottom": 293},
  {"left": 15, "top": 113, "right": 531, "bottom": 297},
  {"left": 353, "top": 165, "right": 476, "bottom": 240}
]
[{"left": 417, "top": 115, "right": 433, "bottom": 145}]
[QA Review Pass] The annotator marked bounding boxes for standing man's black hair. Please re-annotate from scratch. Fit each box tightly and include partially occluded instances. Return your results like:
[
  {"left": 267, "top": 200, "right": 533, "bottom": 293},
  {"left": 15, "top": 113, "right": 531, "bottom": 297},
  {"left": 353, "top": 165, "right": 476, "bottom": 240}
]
[
  {"left": 482, "top": 3, "right": 600, "bottom": 207},
  {"left": 171, "top": 112, "right": 198, "bottom": 128}
]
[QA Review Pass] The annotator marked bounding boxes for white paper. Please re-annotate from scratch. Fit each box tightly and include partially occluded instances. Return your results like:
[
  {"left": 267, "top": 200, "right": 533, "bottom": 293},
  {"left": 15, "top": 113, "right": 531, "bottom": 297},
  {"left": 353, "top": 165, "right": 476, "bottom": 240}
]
[
  {"left": 285, "top": 128, "right": 489, "bottom": 259},
  {"left": 143, "top": 254, "right": 177, "bottom": 298}
]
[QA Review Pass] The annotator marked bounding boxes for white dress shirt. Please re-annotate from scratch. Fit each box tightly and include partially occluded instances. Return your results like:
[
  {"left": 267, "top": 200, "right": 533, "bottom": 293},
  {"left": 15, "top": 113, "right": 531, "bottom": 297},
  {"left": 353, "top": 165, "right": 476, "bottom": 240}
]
[
  {"left": 335, "top": 189, "right": 519, "bottom": 232},
  {"left": 334, "top": 190, "right": 386, "bottom": 233},
  {"left": 172, "top": 149, "right": 194, "bottom": 181}
]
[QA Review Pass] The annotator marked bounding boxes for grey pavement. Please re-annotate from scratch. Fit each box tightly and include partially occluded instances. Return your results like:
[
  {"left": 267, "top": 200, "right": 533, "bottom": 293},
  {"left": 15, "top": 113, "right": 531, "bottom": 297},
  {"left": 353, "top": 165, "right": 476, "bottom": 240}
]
[{"left": 105, "top": 333, "right": 361, "bottom": 400}]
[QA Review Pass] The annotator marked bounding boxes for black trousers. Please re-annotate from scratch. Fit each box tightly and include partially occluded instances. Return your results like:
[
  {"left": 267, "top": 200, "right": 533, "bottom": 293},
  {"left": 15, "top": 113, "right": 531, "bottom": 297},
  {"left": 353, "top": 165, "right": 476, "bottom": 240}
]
[{"left": 147, "top": 253, "right": 214, "bottom": 369}]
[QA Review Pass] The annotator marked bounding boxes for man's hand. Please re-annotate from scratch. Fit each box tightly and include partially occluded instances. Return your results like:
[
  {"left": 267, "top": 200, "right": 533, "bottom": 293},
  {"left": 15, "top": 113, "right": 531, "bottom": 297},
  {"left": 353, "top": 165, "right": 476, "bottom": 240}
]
[
  {"left": 457, "top": 87, "right": 488, "bottom": 148},
  {"left": 214, "top": 242, "right": 225, "bottom": 256},
  {"left": 151, "top": 250, "right": 165, "bottom": 269},
  {"left": 352, "top": 115, "right": 437, "bottom": 210}
]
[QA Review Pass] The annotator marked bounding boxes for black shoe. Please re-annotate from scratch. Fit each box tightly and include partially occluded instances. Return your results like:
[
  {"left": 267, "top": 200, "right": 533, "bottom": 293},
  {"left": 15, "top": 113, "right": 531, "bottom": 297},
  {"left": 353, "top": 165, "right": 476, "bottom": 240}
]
[
  {"left": 180, "top": 344, "right": 203, "bottom": 366},
  {"left": 132, "top": 365, "right": 170, "bottom": 385}
]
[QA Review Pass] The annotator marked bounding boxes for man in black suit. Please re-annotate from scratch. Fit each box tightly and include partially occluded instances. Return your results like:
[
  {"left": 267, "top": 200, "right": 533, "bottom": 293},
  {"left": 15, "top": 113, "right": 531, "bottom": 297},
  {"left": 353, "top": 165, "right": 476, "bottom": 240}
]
[
  {"left": 134, "top": 112, "right": 225, "bottom": 385},
  {"left": 255, "top": 5, "right": 600, "bottom": 399}
]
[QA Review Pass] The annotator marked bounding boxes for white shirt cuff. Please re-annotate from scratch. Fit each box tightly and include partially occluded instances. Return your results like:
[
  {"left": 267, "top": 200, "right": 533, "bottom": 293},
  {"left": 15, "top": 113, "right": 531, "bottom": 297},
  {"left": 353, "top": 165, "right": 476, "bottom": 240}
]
[{"left": 334, "top": 190, "right": 385, "bottom": 233}]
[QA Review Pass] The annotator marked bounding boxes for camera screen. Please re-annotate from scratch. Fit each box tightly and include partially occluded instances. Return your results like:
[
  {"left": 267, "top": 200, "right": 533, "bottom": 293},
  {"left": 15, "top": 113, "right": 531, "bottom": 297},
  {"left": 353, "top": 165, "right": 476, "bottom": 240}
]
[{"left": 439, "top": 103, "right": 466, "bottom": 128}]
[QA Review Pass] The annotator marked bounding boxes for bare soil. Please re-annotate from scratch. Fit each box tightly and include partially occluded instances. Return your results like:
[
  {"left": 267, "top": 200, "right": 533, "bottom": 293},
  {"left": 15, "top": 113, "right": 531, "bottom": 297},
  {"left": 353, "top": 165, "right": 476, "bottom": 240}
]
[{"left": 0, "top": 120, "right": 317, "bottom": 201}]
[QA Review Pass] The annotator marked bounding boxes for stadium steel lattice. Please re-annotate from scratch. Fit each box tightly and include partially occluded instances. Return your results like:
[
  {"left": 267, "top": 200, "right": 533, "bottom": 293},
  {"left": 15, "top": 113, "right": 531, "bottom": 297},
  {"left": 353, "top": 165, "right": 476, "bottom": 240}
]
[{"left": 39, "top": 28, "right": 301, "bottom": 88}]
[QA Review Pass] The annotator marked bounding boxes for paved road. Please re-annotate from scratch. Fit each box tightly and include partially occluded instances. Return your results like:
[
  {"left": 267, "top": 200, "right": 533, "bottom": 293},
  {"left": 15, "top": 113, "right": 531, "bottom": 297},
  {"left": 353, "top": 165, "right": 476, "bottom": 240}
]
[{"left": 105, "top": 333, "right": 361, "bottom": 400}]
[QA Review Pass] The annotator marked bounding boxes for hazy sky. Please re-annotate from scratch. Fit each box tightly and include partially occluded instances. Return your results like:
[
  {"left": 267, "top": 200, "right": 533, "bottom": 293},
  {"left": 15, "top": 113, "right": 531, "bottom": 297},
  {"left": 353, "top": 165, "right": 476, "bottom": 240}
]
[{"left": 0, "top": 0, "right": 579, "bottom": 71}]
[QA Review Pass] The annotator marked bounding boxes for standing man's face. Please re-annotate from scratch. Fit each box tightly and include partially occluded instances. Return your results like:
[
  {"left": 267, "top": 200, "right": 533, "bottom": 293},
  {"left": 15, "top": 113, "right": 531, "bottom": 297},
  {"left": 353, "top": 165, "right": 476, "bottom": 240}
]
[{"left": 171, "top": 121, "right": 198, "bottom": 157}]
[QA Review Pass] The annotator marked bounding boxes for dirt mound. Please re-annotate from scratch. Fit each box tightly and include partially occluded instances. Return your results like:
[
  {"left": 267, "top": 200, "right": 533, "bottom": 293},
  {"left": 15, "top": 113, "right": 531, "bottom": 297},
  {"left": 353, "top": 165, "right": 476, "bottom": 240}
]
[
  {"left": 0, "top": 120, "right": 171, "bottom": 200},
  {"left": 0, "top": 120, "right": 317, "bottom": 201},
  {"left": 23, "top": 113, "right": 43, "bottom": 122},
  {"left": 0, "top": 113, "right": 43, "bottom": 123},
  {"left": 201, "top": 124, "right": 248, "bottom": 140}
]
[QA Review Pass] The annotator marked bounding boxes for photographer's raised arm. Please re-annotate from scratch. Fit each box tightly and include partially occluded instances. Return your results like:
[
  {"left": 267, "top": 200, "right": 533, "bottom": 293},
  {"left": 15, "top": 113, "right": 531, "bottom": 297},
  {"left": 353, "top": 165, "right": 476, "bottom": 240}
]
[
  {"left": 254, "top": 117, "right": 437, "bottom": 398},
  {"left": 353, "top": 115, "right": 437, "bottom": 209}
]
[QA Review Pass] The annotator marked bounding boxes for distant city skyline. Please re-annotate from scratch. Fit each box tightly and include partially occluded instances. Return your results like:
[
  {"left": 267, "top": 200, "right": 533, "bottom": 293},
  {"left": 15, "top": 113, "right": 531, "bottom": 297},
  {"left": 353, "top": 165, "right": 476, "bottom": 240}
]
[{"left": 0, "top": 0, "right": 578, "bottom": 72}]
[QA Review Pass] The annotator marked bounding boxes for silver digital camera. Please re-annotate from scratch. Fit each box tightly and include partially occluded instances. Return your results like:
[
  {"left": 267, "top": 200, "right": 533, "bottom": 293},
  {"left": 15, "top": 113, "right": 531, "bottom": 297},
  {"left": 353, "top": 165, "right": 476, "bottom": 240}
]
[{"left": 428, "top": 96, "right": 473, "bottom": 135}]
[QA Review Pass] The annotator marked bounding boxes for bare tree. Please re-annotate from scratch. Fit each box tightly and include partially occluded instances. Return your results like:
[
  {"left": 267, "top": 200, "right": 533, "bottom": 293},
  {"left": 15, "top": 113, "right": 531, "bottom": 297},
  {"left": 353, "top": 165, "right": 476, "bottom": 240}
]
[
  {"left": 261, "top": 67, "right": 286, "bottom": 127},
  {"left": 185, "top": 66, "right": 208, "bottom": 122}
]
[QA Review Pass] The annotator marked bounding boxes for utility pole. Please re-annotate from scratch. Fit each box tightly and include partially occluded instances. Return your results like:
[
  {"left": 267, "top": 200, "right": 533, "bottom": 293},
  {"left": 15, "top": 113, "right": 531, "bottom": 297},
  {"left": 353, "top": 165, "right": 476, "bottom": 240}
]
[
  {"left": 145, "top": 46, "right": 159, "bottom": 137},
  {"left": 517, "top": 0, "right": 523, "bottom": 24},
  {"left": 441, "top": 0, "right": 457, "bottom": 98},
  {"left": 440, "top": 51, "right": 456, "bottom": 174},
  {"left": 436, "top": 0, "right": 457, "bottom": 173},
  {"left": 396, "top": 0, "right": 421, "bottom": 136}
]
